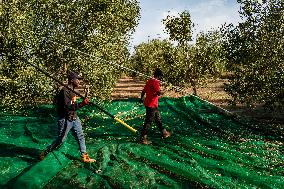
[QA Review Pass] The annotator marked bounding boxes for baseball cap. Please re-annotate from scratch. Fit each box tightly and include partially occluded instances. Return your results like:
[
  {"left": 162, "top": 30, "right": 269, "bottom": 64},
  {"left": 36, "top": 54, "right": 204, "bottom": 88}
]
[{"left": 67, "top": 71, "right": 83, "bottom": 80}]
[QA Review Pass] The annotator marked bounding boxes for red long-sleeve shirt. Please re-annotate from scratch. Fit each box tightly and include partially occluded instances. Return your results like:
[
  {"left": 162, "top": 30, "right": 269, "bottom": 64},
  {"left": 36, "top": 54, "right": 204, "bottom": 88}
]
[{"left": 143, "top": 78, "right": 160, "bottom": 108}]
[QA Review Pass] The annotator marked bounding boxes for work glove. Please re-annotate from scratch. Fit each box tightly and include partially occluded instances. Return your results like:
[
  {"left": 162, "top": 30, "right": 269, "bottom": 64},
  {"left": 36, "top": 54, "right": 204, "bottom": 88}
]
[{"left": 79, "top": 98, "right": 90, "bottom": 108}]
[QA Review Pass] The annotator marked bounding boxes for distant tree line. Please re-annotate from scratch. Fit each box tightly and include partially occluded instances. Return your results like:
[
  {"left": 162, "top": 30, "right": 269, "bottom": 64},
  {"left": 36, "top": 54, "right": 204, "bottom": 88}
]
[{"left": 130, "top": 0, "right": 283, "bottom": 108}]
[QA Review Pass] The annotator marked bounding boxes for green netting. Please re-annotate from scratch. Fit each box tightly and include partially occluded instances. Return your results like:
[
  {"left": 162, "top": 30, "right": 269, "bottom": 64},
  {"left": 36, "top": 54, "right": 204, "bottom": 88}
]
[{"left": 0, "top": 96, "right": 283, "bottom": 189}]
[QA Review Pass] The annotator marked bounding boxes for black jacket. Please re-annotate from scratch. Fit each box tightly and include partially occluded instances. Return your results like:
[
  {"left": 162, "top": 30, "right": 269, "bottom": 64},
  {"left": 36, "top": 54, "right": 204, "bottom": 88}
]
[{"left": 56, "top": 87, "right": 81, "bottom": 120}]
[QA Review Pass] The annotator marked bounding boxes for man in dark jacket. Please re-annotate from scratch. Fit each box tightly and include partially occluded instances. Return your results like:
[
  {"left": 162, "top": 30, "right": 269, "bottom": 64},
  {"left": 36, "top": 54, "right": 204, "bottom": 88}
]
[
  {"left": 139, "top": 68, "right": 171, "bottom": 144},
  {"left": 39, "top": 71, "right": 95, "bottom": 163}
]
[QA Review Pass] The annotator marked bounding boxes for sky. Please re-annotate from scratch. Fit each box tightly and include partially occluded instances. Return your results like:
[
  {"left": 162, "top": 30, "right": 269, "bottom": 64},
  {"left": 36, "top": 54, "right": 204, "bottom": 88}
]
[{"left": 129, "top": 0, "right": 243, "bottom": 52}]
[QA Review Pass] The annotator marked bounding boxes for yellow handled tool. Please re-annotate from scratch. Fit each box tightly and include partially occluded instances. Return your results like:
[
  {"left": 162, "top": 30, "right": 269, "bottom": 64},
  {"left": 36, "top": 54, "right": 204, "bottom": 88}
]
[
  {"left": 19, "top": 56, "right": 138, "bottom": 133},
  {"left": 114, "top": 117, "right": 137, "bottom": 133}
]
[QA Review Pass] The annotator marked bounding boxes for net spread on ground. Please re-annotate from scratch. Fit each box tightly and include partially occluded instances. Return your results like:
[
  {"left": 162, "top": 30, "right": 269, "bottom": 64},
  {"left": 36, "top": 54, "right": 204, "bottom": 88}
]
[{"left": 0, "top": 96, "right": 283, "bottom": 188}]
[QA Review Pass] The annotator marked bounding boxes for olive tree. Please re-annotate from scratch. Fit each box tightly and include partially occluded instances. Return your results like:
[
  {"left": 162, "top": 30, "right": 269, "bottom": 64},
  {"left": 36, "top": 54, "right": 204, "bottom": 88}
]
[
  {"left": 0, "top": 0, "right": 140, "bottom": 110},
  {"left": 221, "top": 0, "right": 284, "bottom": 106}
]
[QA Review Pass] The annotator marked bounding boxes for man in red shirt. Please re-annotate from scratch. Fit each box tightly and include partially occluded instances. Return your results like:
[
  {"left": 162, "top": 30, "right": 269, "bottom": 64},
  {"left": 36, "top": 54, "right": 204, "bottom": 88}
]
[{"left": 139, "top": 68, "right": 171, "bottom": 144}]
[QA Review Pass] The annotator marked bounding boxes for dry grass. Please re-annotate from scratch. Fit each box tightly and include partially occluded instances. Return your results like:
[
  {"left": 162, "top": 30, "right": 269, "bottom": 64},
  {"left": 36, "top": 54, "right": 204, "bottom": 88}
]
[{"left": 163, "top": 79, "right": 231, "bottom": 107}]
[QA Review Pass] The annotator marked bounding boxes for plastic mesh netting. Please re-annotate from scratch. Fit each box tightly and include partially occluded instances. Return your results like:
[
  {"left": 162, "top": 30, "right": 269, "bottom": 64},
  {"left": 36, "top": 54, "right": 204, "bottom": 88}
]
[{"left": 0, "top": 96, "right": 283, "bottom": 189}]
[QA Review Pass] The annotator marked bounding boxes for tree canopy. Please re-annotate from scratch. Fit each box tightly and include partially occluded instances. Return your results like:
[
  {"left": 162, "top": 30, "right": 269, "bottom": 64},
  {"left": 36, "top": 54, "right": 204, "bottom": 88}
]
[
  {"left": 221, "top": 0, "right": 284, "bottom": 106},
  {"left": 0, "top": 0, "right": 140, "bottom": 110}
]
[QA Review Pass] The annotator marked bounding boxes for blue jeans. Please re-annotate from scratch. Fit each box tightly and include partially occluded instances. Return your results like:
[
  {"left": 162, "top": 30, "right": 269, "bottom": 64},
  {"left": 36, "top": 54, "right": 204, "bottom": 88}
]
[{"left": 47, "top": 118, "right": 87, "bottom": 154}]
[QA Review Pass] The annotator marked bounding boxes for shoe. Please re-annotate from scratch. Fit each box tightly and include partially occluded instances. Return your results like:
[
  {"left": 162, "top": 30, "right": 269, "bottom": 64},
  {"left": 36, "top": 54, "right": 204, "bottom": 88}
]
[
  {"left": 139, "top": 135, "right": 152, "bottom": 145},
  {"left": 140, "top": 139, "right": 152, "bottom": 145},
  {"left": 81, "top": 153, "right": 96, "bottom": 163},
  {"left": 39, "top": 150, "right": 49, "bottom": 160},
  {"left": 162, "top": 129, "right": 171, "bottom": 138}
]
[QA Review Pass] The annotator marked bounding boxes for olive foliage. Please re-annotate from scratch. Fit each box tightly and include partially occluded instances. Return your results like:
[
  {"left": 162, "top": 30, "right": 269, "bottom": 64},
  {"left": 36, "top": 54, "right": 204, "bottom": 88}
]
[
  {"left": 0, "top": 0, "right": 140, "bottom": 110},
  {"left": 221, "top": 0, "right": 284, "bottom": 106},
  {"left": 131, "top": 11, "right": 225, "bottom": 95}
]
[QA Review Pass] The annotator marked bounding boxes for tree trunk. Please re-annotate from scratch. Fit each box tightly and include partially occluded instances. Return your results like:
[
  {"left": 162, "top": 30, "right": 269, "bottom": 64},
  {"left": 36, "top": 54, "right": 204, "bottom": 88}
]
[{"left": 190, "top": 77, "right": 197, "bottom": 95}]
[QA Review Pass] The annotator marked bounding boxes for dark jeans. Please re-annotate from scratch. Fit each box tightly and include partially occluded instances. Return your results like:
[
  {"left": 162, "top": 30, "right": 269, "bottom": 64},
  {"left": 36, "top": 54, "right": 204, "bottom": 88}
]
[
  {"left": 141, "top": 107, "right": 164, "bottom": 137},
  {"left": 46, "top": 118, "right": 86, "bottom": 154}
]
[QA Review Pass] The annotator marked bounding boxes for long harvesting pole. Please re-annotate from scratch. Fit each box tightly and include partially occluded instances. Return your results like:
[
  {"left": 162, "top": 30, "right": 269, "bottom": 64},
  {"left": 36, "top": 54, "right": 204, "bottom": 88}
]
[{"left": 19, "top": 56, "right": 137, "bottom": 133}]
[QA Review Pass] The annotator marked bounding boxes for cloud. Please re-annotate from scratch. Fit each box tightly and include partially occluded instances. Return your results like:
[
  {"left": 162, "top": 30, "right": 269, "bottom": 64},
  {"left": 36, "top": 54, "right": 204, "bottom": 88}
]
[
  {"left": 189, "top": 0, "right": 241, "bottom": 33},
  {"left": 129, "top": 0, "right": 241, "bottom": 52},
  {"left": 130, "top": 9, "right": 169, "bottom": 48}
]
